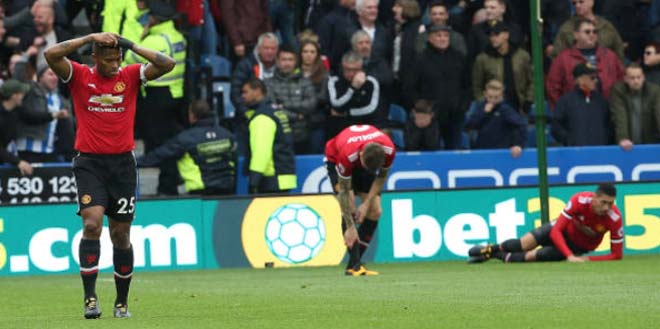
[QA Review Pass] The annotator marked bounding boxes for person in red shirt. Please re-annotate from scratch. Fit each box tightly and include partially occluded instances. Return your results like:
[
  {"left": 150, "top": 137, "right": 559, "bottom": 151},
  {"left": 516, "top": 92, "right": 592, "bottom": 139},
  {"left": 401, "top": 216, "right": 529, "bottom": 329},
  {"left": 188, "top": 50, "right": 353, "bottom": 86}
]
[
  {"left": 44, "top": 32, "right": 175, "bottom": 319},
  {"left": 468, "top": 183, "right": 624, "bottom": 263},
  {"left": 325, "top": 125, "right": 396, "bottom": 276}
]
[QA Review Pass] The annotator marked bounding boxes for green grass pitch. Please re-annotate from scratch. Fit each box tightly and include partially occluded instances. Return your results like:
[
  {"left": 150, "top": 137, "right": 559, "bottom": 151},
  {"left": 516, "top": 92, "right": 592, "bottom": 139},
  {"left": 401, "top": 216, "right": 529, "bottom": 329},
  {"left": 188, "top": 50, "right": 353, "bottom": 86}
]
[{"left": 2, "top": 255, "right": 659, "bottom": 329}]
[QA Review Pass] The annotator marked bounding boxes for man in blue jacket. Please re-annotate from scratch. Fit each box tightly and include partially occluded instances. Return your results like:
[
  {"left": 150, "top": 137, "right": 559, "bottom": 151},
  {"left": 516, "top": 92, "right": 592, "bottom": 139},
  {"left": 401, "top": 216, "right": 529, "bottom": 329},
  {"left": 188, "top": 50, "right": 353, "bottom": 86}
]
[
  {"left": 138, "top": 100, "right": 236, "bottom": 195},
  {"left": 464, "top": 79, "right": 527, "bottom": 157}
]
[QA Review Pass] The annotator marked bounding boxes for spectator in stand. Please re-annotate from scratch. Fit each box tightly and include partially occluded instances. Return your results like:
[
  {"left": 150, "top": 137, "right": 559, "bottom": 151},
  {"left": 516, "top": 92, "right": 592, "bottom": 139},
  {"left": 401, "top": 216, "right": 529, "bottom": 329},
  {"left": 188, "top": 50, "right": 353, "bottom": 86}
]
[
  {"left": 391, "top": 0, "right": 421, "bottom": 82},
  {"left": 642, "top": 43, "right": 660, "bottom": 86},
  {"left": 265, "top": 45, "right": 318, "bottom": 154},
  {"left": 352, "top": 30, "right": 393, "bottom": 126},
  {"left": 13, "top": 2, "right": 77, "bottom": 73},
  {"left": 550, "top": 0, "right": 624, "bottom": 60},
  {"left": 546, "top": 18, "right": 624, "bottom": 109},
  {"left": 326, "top": 51, "right": 381, "bottom": 139},
  {"left": 609, "top": 63, "right": 660, "bottom": 151},
  {"left": 62, "top": 0, "right": 102, "bottom": 32},
  {"left": 403, "top": 24, "right": 467, "bottom": 150},
  {"left": 298, "top": 35, "right": 329, "bottom": 154},
  {"left": 304, "top": 0, "right": 336, "bottom": 32},
  {"left": 177, "top": 0, "right": 219, "bottom": 58},
  {"left": 220, "top": 0, "right": 271, "bottom": 60},
  {"left": 243, "top": 79, "right": 297, "bottom": 194},
  {"left": 317, "top": 0, "right": 357, "bottom": 74},
  {"left": 269, "top": 0, "right": 297, "bottom": 48},
  {"left": 404, "top": 99, "right": 440, "bottom": 151},
  {"left": 230, "top": 32, "right": 279, "bottom": 155},
  {"left": 472, "top": 20, "right": 533, "bottom": 114},
  {"left": 124, "top": 0, "right": 187, "bottom": 195},
  {"left": 415, "top": 1, "right": 467, "bottom": 57},
  {"left": 138, "top": 100, "right": 237, "bottom": 196},
  {"left": 552, "top": 62, "right": 612, "bottom": 146},
  {"left": 466, "top": 0, "right": 523, "bottom": 67},
  {"left": 0, "top": 79, "right": 33, "bottom": 175},
  {"left": 596, "top": 0, "right": 645, "bottom": 60},
  {"left": 540, "top": 0, "right": 571, "bottom": 57},
  {"left": 14, "top": 61, "right": 73, "bottom": 163},
  {"left": 355, "top": 0, "right": 394, "bottom": 65},
  {"left": 464, "top": 79, "right": 526, "bottom": 158}
]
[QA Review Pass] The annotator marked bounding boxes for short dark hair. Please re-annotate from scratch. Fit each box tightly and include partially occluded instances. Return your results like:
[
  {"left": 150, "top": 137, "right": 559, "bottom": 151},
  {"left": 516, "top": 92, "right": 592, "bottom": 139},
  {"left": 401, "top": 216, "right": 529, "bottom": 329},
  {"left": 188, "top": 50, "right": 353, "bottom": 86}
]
[
  {"left": 414, "top": 99, "right": 433, "bottom": 113},
  {"left": 362, "top": 143, "right": 386, "bottom": 171},
  {"left": 596, "top": 183, "right": 617, "bottom": 197},
  {"left": 189, "top": 100, "right": 212, "bottom": 119},
  {"left": 243, "top": 78, "right": 267, "bottom": 94},
  {"left": 277, "top": 44, "right": 297, "bottom": 58},
  {"left": 429, "top": 0, "right": 448, "bottom": 11},
  {"left": 92, "top": 42, "right": 121, "bottom": 57}
]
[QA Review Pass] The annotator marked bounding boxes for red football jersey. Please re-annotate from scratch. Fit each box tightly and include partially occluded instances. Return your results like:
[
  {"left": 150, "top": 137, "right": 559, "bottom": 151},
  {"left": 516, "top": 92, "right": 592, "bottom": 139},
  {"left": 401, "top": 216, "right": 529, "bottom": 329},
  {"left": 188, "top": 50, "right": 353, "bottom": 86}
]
[
  {"left": 324, "top": 125, "right": 396, "bottom": 178},
  {"left": 551, "top": 191, "right": 624, "bottom": 260},
  {"left": 66, "top": 61, "right": 145, "bottom": 154}
]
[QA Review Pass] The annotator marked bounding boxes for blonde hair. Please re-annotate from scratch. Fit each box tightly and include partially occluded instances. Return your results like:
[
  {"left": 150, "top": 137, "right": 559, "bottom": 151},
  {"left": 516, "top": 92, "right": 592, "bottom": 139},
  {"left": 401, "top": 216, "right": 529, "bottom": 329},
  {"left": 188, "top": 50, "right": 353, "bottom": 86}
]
[{"left": 484, "top": 79, "right": 504, "bottom": 92}]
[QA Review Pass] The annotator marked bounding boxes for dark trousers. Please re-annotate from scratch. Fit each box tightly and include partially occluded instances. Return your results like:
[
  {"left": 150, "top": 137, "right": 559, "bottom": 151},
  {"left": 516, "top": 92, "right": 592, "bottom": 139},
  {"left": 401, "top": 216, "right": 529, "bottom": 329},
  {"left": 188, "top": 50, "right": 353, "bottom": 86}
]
[{"left": 136, "top": 87, "right": 184, "bottom": 195}]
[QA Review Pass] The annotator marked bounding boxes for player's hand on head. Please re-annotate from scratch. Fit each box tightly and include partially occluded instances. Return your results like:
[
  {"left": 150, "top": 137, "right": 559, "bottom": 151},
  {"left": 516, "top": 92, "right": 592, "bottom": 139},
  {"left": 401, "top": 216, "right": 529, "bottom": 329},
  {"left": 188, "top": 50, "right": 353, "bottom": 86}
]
[{"left": 92, "top": 33, "right": 118, "bottom": 47}]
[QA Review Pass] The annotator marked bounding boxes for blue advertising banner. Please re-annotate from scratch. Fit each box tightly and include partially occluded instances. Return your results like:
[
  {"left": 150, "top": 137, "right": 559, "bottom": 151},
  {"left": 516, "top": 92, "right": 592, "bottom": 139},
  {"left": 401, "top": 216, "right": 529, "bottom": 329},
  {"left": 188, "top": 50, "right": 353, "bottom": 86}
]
[
  {"left": 251, "top": 145, "right": 660, "bottom": 194},
  {"left": 3, "top": 145, "right": 660, "bottom": 197}
]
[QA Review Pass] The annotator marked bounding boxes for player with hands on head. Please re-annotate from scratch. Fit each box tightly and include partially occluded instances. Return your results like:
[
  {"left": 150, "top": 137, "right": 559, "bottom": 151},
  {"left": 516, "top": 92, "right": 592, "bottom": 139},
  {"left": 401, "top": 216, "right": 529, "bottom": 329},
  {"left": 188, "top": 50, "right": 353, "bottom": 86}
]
[{"left": 44, "top": 31, "right": 175, "bottom": 319}]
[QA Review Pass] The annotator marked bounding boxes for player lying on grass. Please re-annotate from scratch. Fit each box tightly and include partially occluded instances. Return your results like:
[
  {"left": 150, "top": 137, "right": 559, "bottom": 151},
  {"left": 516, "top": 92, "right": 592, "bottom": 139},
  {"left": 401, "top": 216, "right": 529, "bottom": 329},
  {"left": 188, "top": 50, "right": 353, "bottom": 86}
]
[{"left": 469, "top": 183, "right": 624, "bottom": 263}]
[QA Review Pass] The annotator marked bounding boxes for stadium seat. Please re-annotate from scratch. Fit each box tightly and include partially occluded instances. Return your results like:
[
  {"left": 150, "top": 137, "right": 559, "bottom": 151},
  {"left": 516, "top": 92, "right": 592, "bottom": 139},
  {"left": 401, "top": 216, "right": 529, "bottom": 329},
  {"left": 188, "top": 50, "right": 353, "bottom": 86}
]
[
  {"left": 201, "top": 54, "right": 232, "bottom": 78},
  {"left": 390, "top": 128, "right": 405, "bottom": 149},
  {"left": 212, "top": 81, "right": 235, "bottom": 119},
  {"left": 388, "top": 103, "right": 407, "bottom": 126}
]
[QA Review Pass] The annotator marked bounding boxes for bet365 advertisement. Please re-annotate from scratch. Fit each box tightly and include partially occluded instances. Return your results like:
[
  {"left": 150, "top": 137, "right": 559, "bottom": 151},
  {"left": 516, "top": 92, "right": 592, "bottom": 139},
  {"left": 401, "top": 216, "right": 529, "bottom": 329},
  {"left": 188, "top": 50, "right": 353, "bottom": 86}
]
[{"left": 0, "top": 183, "right": 659, "bottom": 275}]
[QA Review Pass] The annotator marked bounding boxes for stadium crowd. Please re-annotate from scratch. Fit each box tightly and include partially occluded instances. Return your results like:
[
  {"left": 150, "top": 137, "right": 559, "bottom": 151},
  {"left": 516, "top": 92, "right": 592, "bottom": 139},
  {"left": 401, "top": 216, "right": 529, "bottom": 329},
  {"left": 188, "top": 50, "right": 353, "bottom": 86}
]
[{"left": 1, "top": 0, "right": 660, "bottom": 195}]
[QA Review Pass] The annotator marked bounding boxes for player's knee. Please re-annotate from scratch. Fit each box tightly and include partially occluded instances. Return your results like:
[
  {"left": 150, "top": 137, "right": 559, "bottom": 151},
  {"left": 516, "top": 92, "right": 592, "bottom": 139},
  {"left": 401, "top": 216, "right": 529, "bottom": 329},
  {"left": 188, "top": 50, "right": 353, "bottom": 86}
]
[
  {"left": 367, "top": 207, "right": 382, "bottom": 220},
  {"left": 82, "top": 220, "right": 102, "bottom": 238}
]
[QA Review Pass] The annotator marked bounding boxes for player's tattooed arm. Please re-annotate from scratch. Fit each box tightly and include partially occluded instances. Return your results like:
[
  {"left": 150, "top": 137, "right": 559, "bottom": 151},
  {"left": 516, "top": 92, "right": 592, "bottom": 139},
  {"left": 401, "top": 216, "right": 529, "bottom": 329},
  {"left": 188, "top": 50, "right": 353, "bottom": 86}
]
[
  {"left": 44, "top": 34, "right": 99, "bottom": 80},
  {"left": 337, "top": 177, "right": 358, "bottom": 247},
  {"left": 132, "top": 44, "right": 176, "bottom": 81}
]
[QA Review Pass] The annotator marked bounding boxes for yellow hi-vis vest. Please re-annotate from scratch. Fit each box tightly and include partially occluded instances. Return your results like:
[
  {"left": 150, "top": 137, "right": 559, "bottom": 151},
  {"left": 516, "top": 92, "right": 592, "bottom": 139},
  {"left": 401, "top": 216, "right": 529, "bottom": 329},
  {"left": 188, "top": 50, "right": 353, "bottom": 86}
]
[
  {"left": 101, "top": 0, "right": 144, "bottom": 43},
  {"left": 124, "top": 20, "right": 187, "bottom": 99}
]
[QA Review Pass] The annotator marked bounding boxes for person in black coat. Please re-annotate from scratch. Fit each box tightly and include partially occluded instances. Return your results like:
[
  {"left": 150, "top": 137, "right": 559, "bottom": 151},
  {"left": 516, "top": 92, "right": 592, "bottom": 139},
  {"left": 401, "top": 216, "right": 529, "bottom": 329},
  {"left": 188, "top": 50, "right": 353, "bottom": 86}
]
[
  {"left": 317, "top": 0, "right": 358, "bottom": 74},
  {"left": 552, "top": 63, "right": 613, "bottom": 146},
  {"left": 403, "top": 24, "right": 468, "bottom": 149},
  {"left": 405, "top": 99, "right": 440, "bottom": 151}
]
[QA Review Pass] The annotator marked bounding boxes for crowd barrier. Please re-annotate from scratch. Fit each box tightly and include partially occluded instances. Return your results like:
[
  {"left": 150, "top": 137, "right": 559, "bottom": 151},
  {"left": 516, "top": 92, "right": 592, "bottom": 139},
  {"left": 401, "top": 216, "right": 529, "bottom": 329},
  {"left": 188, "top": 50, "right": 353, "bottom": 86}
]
[
  {"left": 2, "top": 145, "right": 660, "bottom": 204},
  {"left": 0, "top": 181, "right": 658, "bottom": 276}
]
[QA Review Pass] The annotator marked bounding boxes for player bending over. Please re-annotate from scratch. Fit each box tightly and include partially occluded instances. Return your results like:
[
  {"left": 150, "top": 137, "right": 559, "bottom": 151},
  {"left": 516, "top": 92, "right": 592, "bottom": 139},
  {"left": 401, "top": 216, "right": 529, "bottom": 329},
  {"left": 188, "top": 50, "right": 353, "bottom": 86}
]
[
  {"left": 325, "top": 125, "right": 396, "bottom": 276},
  {"left": 469, "top": 183, "right": 624, "bottom": 263}
]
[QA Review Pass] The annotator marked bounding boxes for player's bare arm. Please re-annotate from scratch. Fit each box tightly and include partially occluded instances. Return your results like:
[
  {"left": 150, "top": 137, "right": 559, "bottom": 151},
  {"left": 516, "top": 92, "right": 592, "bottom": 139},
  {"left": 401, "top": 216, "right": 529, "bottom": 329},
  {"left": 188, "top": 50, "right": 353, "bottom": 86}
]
[
  {"left": 337, "top": 177, "right": 358, "bottom": 247},
  {"left": 118, "top": 36, "right": 175, "bottom": 81},
  {"left": 44, "top": 33, "right": 118, "bottom": 80}
]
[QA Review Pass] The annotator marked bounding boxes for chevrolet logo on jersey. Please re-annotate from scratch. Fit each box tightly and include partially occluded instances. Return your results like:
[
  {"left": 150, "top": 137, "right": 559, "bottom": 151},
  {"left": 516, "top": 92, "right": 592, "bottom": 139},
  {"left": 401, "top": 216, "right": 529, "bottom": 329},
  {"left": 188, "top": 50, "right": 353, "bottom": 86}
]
[{"left": 88, "top": 94, "right": 124, "bottom": 106}]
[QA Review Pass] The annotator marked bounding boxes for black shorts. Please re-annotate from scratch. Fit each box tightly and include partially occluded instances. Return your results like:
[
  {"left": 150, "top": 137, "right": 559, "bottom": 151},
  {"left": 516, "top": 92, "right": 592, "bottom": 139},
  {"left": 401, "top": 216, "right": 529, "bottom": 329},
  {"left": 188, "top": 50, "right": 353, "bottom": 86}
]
[
  {"left": 326, "top": 162, "right": 376, "bottom": 194},
  {"left": 73, "top": 152, "right": 138, "bottom": 222},
  {"left": 530, "top": 222, "right": 589, "bottom": 261}
]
